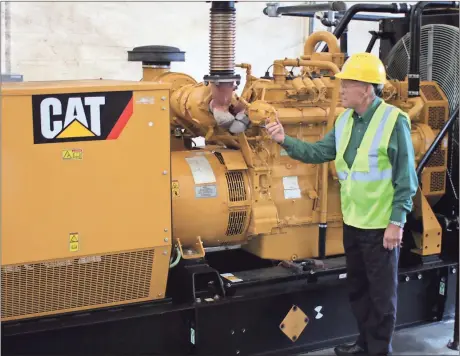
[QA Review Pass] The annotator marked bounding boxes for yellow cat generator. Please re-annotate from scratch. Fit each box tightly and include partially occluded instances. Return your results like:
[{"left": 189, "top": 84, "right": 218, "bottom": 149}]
[{"left": 1, "top": 1, "right": 459, "bottom": 355}]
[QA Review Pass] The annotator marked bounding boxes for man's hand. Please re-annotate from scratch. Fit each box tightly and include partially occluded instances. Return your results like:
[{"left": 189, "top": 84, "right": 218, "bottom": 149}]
[
  {"left": 383, "top": 223, "right": 403, "bottom": 250},
  {"left": 265, "top": 118, "right": 285, "bottom": 144}
]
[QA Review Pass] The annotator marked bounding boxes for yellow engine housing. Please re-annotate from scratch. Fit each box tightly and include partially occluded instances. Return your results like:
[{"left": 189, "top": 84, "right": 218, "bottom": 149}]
[{"left": 1, "top": 80, "right": 173, "bottom": 321}]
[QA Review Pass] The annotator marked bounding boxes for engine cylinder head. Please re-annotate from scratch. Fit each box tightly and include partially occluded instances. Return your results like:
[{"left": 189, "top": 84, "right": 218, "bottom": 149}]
[{"left": 204, "top": 1, "right": 241, "bottom": 85}]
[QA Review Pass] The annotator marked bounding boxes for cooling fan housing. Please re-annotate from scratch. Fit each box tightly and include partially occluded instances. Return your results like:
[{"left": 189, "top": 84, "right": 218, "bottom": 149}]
[{"left": 384, "top": 23, "right": 459, "bottom": 114}]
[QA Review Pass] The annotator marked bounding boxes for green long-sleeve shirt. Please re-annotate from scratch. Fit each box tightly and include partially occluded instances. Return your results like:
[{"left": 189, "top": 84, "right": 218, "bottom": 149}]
[{"left": 281, "top": 97, "right": 418, "bottom": 225}]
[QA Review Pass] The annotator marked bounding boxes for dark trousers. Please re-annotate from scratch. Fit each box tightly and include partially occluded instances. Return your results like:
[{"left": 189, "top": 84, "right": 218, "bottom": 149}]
[{"left": 343, "top": 223, "right": 399, "bottom": 355}]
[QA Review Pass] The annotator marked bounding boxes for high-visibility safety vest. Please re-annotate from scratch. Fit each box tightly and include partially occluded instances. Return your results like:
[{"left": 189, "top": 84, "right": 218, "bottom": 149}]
[{"left": 334, "top": 101, "right": 411, "bottom": 229}]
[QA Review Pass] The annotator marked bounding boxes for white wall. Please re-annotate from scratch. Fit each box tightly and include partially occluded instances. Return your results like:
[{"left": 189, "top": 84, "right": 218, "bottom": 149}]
[
  {"left": 1, "top": 2, "right": 308, "bottom": 84},
  {"left": 1, "top": 1, "right": 417, "bottom": 85}
]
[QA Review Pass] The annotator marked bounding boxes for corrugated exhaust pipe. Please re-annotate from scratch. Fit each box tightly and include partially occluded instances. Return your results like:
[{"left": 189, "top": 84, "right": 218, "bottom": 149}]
[{"left": 204, "top": 1, "right": 241, "bottom": 85}]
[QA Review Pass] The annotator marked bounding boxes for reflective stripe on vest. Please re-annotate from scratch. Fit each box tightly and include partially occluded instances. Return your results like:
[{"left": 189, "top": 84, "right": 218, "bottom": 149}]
[
  {"left": 334, "top": 109, "right": 352, "bottom": 154},
  {"left": 335, "top": 105, "right": 394, "bottom": 182}
]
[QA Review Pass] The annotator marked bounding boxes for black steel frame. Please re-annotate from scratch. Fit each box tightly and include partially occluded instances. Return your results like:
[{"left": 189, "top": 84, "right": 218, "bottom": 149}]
[{"left": 2, "top": 245, "right": 458, "bottom": 355}]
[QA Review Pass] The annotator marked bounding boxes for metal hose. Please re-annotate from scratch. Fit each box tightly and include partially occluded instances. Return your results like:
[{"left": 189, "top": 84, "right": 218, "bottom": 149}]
[{"left": 209, "top": 2, "right": 236, "bottom": 76}]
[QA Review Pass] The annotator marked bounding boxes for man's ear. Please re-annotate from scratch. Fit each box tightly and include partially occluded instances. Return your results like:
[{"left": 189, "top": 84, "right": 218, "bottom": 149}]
[{"left": 364, "top": 83, "right": 373, "bottom": 97}]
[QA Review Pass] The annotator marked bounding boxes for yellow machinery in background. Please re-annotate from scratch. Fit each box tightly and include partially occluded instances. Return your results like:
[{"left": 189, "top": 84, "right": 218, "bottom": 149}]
[
  {"left": 132, "top": 30, "right": 448, "bottom": 262},
  {"left": 1, "top": 2, "right": 458, "bottom": 356}
]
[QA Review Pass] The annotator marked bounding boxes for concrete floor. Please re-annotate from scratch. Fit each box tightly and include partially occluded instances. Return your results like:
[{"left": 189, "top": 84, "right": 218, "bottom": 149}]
[{"left": 304, "top": 320, "right": 459, "bottom": 355}]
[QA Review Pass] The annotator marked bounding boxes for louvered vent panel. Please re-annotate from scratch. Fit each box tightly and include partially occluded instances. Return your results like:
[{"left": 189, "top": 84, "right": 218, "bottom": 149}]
[
  {"left": 430, "top": 172, "right": 445, "bottom": 192},
  {"left": 1, "top": 249, "right": 154, "bottom": 319},
  {"left": 225, "top": 171, "right": 247, "bottom": 202},
  {"left": 226, "top": 210, "right": 247, "bottom": 236},
  {"left": 426, "top": 148, "right": 446, "bottom": 167},
  {"left": 421, "top": 84, "right": 443, "bottom": 101},
  {"left": 428, "top": 107, "right": 446, "bottom": 130}
]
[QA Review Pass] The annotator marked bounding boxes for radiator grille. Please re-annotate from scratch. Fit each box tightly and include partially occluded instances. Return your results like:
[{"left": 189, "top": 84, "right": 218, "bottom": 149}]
[
  {"left": 426, "top": 148, "right": 446, "bottom": 167},
  {"left": 225, "top": 171, "right": 247, "bottom": 202},
  {"left": 1, "top": 249, "right": 154, "bottom": 319},
  {"left": 428, "top": 107, "right": 446, "bottom": 130},
  {"left": 421, "top": 84, "right": 443, "bottom": 101},
  {"left": 430, "top": 171, "right": 445, "bottom": 192},
  {"left": 226, "top": 210, "right": 247, "bottom": 236}
]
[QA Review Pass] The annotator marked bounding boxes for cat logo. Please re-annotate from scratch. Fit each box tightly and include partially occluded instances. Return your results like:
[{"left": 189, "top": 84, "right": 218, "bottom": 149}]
[
  {"left": 40, "top": 96, "right": 104, "bottom": 139},
  {"left": 32, "top": 91, "right": 134, "bottom": 144}
]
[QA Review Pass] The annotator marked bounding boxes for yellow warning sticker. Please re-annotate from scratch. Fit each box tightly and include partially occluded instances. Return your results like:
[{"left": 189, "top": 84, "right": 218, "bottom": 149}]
[
  {"left": 69, "top": 233, "right": 79, "bottom": 252},
  {"left": 220, "top": 273, "right": 243, "bottom": 283},
  {"left": 172, "top": 180, "right": 180, "bottom": 197},
  {"left": 62, "top": 149, "right": 83, "bottom": 160}
]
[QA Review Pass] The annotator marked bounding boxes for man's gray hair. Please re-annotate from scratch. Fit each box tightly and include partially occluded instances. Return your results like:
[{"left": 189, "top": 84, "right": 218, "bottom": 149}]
[
  {"left": 356, "top": 80, "right": 384, "bottom": 97},
  {"left": 371, "top": 83, "right": 384, "bottom": 97}
]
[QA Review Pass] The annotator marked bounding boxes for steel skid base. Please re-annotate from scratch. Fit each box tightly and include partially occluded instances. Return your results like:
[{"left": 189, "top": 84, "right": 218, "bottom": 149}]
[{"left": 2, "top": 248, "right": 458, "bottom": 356}]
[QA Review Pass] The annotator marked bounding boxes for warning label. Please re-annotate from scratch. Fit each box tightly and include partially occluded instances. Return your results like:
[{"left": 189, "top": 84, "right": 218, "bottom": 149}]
[
  {"left": 195, "top": 185, "right": 217, "bottom": 199},
  {"left": 62, "top": 149, "right": 83, "bottom": 160},
  {"left": 172, "top": 180, "right": 180, "bottom": 197},
  {"left": 69, "top": 233, "right": 79, "bottom": 252},
  {"left": 283, "top": 176, "right": 301, "bottom": 199}
]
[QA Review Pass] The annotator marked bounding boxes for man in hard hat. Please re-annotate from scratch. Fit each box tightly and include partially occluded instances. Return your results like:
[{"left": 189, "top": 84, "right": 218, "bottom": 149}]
[{"left": 266, "top": 52, "right": 418, "bottom": 356}]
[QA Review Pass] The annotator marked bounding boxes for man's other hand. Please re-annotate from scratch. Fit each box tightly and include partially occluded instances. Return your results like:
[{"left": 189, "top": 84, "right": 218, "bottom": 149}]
[
  {"left": 383, "top": 223, "right": 403, "bottom": 250},
  {"left": 265, "top": 118, "right": 285, "bottom": 144}
]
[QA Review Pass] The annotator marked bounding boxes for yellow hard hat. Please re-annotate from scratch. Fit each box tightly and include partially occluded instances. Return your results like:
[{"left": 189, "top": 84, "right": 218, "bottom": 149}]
[{"left": 335, "top": 52, "right": 386, "bottom": 85}]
